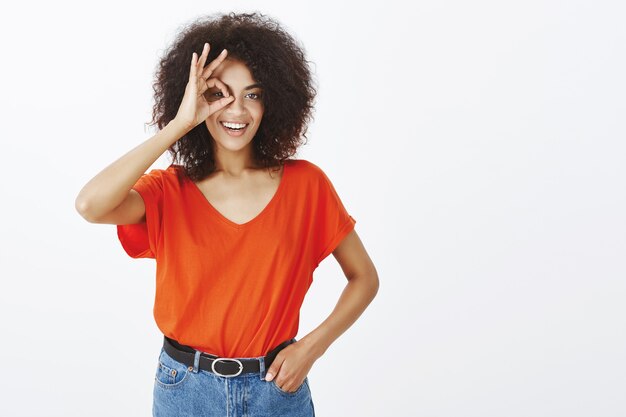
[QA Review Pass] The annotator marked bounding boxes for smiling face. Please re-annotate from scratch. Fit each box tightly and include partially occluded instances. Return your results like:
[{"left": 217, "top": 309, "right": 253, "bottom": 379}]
[{"left": 204, "top": 58, "right": 265, "bottom": 155}]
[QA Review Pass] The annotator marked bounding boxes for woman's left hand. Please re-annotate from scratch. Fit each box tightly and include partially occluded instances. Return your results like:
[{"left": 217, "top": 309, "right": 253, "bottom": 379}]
[{"left": 264, "top": 339, "right": 319, "bottom": 392}]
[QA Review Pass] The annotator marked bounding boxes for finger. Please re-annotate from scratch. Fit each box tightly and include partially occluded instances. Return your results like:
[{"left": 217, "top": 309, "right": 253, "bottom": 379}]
[
  {"left": 197, "top": 42, "right": 210, "bottom": 73},
  {"left": 201, "top": 49, "right": 228, "bottom": 79},
  {"left": 280, "top": 379, "right": 295, "bottom": 393},
  {"left": 281, "top": 375, "right": 304, "bottom": 393},
  {"left": 207, "top": 96, "right": 235, "bottom": 114},
  {"left": 265, "top": 356, "right": 284, "bottom": 381},
  {"left": 277, "top": 376, "right": 297, "bottom": 392},
  {"left": 189, "top": 52, "right": 197, "bottom": 82}
]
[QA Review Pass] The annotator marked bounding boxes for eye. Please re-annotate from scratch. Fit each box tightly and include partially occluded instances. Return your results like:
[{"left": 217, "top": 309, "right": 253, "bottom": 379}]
[
  {"left": 207, "top": 91, "right": 262, "bottom": 100},
  {"left": 205, "top": 91, "right": 223, "bottom": 101}
]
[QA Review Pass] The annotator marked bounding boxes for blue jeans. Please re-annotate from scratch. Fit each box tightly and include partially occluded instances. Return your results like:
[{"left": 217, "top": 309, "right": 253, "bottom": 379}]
[{"left": 152, "top": 339, "right": 316, "bottom": 417}]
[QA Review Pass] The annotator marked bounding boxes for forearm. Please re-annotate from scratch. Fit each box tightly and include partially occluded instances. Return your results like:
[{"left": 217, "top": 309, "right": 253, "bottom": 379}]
[
  {"left": 75, "top": 119, "right": 190, "bottom": 221},
  {"left": 300, "top": 274, "right": 379, "bottom": 359}
]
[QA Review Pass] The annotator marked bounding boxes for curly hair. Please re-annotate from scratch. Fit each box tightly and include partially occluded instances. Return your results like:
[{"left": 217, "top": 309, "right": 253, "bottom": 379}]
[{"left": 148, "top": 12, "right": 318, "bottom": 181}]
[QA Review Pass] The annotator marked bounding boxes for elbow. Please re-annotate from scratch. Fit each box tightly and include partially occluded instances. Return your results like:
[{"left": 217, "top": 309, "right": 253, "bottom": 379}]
[
  {"left": 75, "top": 197, "right": 98, "bottom": 223},
  {"left": 75, "top": 196, "right": 89, "bottom": 219},
  {"left": 365, "top": 264, "right": 380, "bottom": 298},
  {"left": 369, "top": 271, "right": 380, "bottom": 298},
  {"left": 350, "top": 267, "right": 379, "bottom": 298}
]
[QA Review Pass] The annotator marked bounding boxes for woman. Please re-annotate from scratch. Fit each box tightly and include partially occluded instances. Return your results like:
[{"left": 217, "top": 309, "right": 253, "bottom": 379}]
[{"left": 76, "top": 12, "right": 379, "bottom": 417}]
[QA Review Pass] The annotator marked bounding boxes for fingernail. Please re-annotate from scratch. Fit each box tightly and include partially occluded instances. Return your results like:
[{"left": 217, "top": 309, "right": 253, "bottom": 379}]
[{"left": 265, "top": 373, "right": 273, "bottom": 381}]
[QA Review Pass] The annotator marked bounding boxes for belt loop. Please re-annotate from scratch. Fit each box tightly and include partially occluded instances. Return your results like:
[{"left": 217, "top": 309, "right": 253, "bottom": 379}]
[
  {"left": 192, "top": 350, "right": 201, "bottom": 374},
  {"left": 258, "top": 355, "right": 266, "bottom": 380}
]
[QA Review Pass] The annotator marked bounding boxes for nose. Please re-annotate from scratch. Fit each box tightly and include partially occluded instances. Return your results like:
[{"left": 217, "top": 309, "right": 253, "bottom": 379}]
[{"left": 223, "top": 94, "right": 245, "bottom": 114}]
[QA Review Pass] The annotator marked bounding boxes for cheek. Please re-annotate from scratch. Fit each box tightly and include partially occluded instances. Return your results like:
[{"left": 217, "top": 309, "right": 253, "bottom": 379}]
[
  {"left": 204, "top": 118, "right": 219, "bottom": 132},
  {"left": 252, "top": 105, "right": 264, "bottom": 119}
]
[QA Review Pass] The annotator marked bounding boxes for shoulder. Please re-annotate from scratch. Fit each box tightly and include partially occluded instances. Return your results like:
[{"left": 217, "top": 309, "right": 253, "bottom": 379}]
[
  {"left": 138, "top": 164, "right": 177, "bottom": 177},
  {"left": 135, "top": 164, "right": 185, "bottom": 189},
  {"left": 286, "top": 158, "right": 327, "bottom": 181},
  {"left": 166, "top": 164, "right": 185, "bottom": 175},
  {"left": 284, "top": 159, "right": 345, "bottom": 201}
]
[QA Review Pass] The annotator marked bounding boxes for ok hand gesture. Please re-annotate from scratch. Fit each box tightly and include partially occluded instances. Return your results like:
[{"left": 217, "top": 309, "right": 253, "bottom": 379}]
[{"left": 174, "top": 42, "right": 234, "bottom": 131}]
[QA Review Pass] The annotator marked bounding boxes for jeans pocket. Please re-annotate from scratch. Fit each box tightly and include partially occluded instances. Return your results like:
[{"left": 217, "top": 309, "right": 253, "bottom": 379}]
[
  {"left": 154, "top": 348, "right": 191, "bottom": 389},
  {"left": 270, "top": 376, "right": 308, "bottom": 396}
]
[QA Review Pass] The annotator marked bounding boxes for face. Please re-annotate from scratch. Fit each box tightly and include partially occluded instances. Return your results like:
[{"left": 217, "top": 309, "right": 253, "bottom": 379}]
[{"left": 204, "top": 58, "right": 264, "bottom": 154}]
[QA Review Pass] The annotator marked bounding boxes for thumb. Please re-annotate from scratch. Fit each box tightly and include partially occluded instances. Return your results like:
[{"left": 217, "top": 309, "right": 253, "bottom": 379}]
[{"left": 265, "top": 357, "right": 283, "bottom": 381}]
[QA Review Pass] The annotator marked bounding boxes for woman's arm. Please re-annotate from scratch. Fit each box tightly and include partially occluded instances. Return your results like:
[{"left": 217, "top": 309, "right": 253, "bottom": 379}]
[
  {"left": 264, "top": 229, "right": 379, "bottom": 391},
  {"left": 300, "top": 228, "right": 379, "bottom": 357},
  {"left": 76, "top": 43, "right": 234, "bottom": 224},
  {"left": 74, "top": 119, "right": 190, "bottom": 224}
]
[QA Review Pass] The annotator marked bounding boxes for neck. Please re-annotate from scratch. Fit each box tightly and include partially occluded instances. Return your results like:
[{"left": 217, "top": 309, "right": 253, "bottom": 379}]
[{"left": 212, "top": 143, "right": 259, "bottom": 177}]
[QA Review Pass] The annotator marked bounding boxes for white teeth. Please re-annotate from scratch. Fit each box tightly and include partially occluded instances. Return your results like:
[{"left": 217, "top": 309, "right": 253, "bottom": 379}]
[{"left": 221, "top": 122, "right": 248, "bottom": 129}]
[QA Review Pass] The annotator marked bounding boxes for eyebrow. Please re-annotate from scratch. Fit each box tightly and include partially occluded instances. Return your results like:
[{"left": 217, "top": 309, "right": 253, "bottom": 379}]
[{"left": 214, "top": 82, "right": 263, "bottom": 90}]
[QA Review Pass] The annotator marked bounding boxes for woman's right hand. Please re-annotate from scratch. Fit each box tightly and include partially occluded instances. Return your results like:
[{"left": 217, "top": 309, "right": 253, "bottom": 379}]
[{"left": 173, "top": 42, "right": 234, "bottom": 132}]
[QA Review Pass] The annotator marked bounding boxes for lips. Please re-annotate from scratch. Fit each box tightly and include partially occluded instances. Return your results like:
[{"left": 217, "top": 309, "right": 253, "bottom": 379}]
[
  {"left": 219, "top": 121, "right": 249, "bottom": 136},
  {"left": 220, "top": 121, "right": 249, "bottom": 127}
]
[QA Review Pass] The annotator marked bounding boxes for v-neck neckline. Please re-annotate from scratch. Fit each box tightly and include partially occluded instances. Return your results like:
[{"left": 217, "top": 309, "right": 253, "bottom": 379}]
[{"left": 183, "top": 161, "right": 290, "bottom": 229}]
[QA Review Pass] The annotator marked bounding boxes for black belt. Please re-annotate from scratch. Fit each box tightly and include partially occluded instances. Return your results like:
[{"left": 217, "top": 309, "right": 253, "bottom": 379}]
[{"left": 163, "top": 335, "right": 296, "bottom": 377}]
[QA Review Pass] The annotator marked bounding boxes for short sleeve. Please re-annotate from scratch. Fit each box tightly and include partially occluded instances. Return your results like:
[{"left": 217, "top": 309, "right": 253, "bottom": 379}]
[
  {"left": 312, "top": 166, "right": 357, "bottom": 267},
  {"left": 116, "top": 169, "right": 164, "bottom": 259}
]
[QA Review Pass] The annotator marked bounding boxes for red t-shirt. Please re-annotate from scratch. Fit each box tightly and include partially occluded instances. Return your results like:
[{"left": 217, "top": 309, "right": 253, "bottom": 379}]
[{"left": 116, "top": 159, "right": 356, "bottom": 357}]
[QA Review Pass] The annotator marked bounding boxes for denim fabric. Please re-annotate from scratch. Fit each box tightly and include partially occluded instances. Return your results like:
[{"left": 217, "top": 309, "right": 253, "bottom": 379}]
[{"left": 152, "top": 340, "right": 316, "bottom": 417}]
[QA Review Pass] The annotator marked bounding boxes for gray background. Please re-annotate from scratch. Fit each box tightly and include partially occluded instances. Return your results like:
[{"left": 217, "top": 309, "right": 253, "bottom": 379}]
[{"left": 1, "top": 0, "right": 624, "bottom": 416}]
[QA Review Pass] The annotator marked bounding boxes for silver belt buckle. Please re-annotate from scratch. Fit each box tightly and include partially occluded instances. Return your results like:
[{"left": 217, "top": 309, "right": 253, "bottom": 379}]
[{"left": 211, "top": 357, "right": 243, "bottom": 377}]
